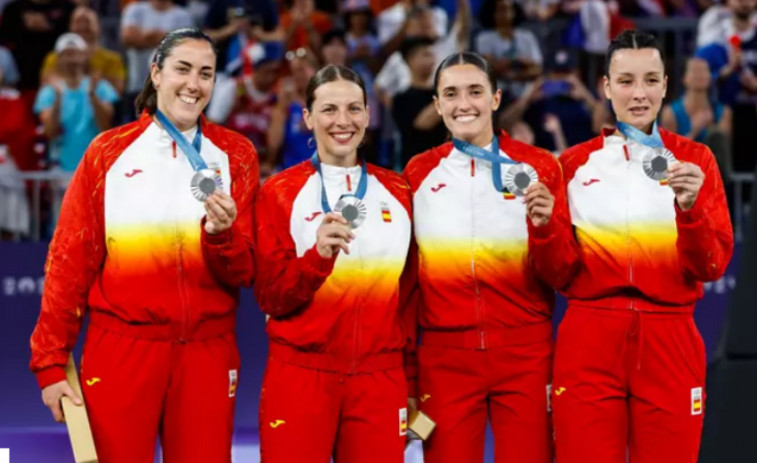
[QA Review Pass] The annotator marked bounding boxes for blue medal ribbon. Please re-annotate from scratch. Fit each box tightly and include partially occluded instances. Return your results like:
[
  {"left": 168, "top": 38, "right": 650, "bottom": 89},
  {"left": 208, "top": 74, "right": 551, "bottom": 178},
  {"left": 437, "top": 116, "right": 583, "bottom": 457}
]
[
  {"left": 155, "top": 110, "right": 205, "bottom": 171},
  {"left": 452, "top": 136, "right": 516, "bottom": 192},
  {"left": 310, "top": 151, "right": 367, "bottom": 213},
  {"left": 616, "top": 121, "right": 664, "bottom": 148}
]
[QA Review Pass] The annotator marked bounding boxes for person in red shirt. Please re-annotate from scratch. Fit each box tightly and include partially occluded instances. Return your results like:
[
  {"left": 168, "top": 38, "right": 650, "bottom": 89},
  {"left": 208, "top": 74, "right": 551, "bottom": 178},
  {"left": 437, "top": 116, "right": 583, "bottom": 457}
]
[
  {"left": 280, "top": 0, "right": 333, "bottom": 52},
  {"left": 29, "top": 28, "right": 258, "bottom": 463},
  {"left": 255, "top": 64, "right": 413, "bottom": 463},
  {"left": 402, "top": 51, "right": 574, "bottom": 463},
  {"left": 552, "top": 30, "right": 733, "bottom": 463}
]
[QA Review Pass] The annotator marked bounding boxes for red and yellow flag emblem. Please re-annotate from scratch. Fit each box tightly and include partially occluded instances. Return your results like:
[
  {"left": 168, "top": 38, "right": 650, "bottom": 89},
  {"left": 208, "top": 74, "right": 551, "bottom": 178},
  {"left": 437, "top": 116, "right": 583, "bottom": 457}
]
[{"left": 381, "top": 204, "right": 392, "bottom": 222}]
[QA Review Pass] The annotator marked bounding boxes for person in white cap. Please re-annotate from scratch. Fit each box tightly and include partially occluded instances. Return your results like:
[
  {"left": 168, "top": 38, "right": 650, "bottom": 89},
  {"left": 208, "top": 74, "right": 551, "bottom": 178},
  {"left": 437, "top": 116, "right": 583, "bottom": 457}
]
[{"left": 33, "top": 32, "right": 119, "bottom": 175}]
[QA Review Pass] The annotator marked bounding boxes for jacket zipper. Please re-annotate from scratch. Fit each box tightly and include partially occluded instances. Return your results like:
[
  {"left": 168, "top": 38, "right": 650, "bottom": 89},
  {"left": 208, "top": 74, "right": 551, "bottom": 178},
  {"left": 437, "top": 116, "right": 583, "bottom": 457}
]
[
  {"left": 624, "top": 144, "right": 635, "bottom": 311},
  {"left": 470, "top": 158, "right": 485, "bottom": 349}
]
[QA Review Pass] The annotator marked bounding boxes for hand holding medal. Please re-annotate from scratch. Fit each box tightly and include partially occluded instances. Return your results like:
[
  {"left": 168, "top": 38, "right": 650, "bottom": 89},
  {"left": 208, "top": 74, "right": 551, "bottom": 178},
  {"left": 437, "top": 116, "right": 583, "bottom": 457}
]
[
  {"left": 204, "top": 191, "right": 238, "bottom": 234},
  {"left": 666, "top": 162, "right": 705, "bottom": 211},
  {"left": 316, "top": 212, "right": 355, "bottom": 258},
  {"left": 524, "top": 182, "right": 555, "bottom": 227}
]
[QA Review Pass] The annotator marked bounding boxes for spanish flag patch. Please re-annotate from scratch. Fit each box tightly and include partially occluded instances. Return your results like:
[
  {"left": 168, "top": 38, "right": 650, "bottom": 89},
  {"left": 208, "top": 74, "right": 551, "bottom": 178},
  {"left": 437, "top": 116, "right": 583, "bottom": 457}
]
[{"left": 381, "top": 202, "right": 392, "bottom": 222}]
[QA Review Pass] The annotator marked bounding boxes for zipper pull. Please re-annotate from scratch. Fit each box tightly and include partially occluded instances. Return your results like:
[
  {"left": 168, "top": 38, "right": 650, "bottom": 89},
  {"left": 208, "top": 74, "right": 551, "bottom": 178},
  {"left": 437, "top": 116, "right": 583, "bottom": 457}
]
[
  {"left": 623, "top": 144, "right": 630, "bottom": 162},
  {"left": 470, "top": 158, "right": 475, "bottom": 177},
  {"left": 346, "top": 174, "right": 352, "bottom": 192}
]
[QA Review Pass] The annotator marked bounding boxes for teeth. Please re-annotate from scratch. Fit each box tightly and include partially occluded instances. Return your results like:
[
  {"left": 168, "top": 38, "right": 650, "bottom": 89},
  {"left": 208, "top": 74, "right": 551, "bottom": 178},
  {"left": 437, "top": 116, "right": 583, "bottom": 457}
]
[
  {"left": 333, "top": 133, "right": 352, "bottom": 140},
  {"left": 179, "top": 95, "right": 198, "bottom": 104},
  {"left": 455, "top": 115, "right": 476, "bottom": 123}
]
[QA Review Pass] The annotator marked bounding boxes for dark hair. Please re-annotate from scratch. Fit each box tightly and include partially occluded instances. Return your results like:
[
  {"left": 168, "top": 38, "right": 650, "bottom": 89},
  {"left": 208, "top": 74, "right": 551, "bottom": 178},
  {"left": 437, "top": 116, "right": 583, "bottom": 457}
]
[
  {"left": 322, "top": 28, "right": 347, "bottom": 46},
  {"left": 399, "top": 36, "right": 436, "bottom": 63},
  {"left": 433, "top": 52, "right": 498, "bottom": 96},
  {"left": 134, "top": 27, "right": 218, "bottom": 116},
  {"left": 305, "top": 64, "right": 367, "bottom": 111},
  {"left": 604, "top": 30, "right": 665, "bottom": 76},
  {"left": 479, "top": 0, "right": 525, "bottom": 30}
]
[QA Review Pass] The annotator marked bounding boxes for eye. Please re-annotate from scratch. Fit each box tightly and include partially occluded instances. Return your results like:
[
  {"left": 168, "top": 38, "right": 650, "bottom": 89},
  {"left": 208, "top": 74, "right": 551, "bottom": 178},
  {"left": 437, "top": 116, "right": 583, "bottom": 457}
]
[
  {"left": 201, "top": 72, "right": 213, "bottom": 80},
  {"left": 349, "top": 105, "right": 362, "bottom": 113},
  {"left": 443, "top": 90, "right": 455, "bottom": 98},
  {"left": 176, "top": 66, "right": 189, "bottom": 74},
  {"left": 322, "top": 107, "right": 335, "bottom": 114},
  {"left": 471, "top": 89, "right": 483, "bottom": 96}
]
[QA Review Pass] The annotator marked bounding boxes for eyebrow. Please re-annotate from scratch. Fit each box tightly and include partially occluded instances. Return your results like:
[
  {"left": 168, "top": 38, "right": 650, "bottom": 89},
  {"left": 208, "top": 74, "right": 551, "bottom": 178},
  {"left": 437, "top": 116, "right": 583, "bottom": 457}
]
[
  {"left": 441, "top": 84, "right": 485, "bottom": 92},
  {"left": 176, "top": 60, "right": 214, "bottom": 71}
]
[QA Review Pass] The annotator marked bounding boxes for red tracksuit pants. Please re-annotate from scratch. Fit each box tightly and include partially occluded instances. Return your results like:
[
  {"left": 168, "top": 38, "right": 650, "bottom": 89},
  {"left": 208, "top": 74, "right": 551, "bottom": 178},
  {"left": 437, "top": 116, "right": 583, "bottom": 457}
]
[
  {"left": 80, "top": 312, "right": 240, "bottom": 463},
  {"left": 552, "top": 304, "right": 706, "bottom": 463},
  {"left": 417, "top": 323, "right": 554, "bottom": 463},
  {"left": 258, "top": 342, "right": 408, "bottom": 463}
]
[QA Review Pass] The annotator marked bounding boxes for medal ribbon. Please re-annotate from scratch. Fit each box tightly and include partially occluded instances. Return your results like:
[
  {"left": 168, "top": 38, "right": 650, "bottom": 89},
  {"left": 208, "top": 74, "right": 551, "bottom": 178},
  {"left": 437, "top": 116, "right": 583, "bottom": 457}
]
[
  {"left": 452, "top": 136, "right": 516, "bottom": 192},
  {"left": 155, "top": 110, "right": 206, "bottom": 171},
  {"left": 310, "top": 151, "right": 367, "bottom": 214},
  {"left": 616, "top": 121, "right": 664, "bottom": 149}
]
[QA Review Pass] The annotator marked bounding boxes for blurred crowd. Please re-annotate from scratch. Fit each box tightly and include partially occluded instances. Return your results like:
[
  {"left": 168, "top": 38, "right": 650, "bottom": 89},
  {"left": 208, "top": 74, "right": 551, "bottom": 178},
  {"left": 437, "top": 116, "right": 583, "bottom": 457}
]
[{"left": 1, "top": 0, "right": 756, "bottom": 238}]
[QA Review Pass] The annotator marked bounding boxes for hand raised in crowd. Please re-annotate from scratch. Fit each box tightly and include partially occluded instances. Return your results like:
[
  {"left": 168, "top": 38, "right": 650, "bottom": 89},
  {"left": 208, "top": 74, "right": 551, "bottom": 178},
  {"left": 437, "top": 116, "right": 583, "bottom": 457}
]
[
  {"left": 524, "top": 182, "right": 554, "bottom": 227},
  {"left": 41, "top": 380, "right": 82, "bottom": 423},
  {"left": 667, "top": 162, "right": 705, "bottom": 212},
  {"left": 316, "top": 213, "right": 354, "bottom": 258},
  {"left": 204, "top": 191, "right": 238, "bottom": 235},
  {"left": 88, "top": 72, "right": 102, "bottom": 97},
  {"left": 689, "top": 108, "right": 714, "bottom": 135}
]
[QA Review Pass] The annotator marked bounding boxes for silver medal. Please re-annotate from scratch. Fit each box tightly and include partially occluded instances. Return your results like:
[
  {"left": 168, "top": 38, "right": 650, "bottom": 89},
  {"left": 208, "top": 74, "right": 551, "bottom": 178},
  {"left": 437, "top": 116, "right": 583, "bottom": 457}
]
[
  {"left": 503, "top": 163, "right": 538, "bottom": 197},
  {"left": 190, "top": 169, "right": 222, "bottom": 202},
  {"left": 642, "top": 148, "right": 677, "bottom": 181},
  {"left": 334, "top": 195, "right": 367, "bottom": 229}
]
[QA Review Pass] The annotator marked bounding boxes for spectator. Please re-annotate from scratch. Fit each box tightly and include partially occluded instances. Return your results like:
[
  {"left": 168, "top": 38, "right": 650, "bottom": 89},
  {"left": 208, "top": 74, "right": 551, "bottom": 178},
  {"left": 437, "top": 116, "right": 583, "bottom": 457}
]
[
  {"left": 661, "top": 57, "right": 732, "bottom": 143},
  {"left": 377, "top": 0, "right": 447, "bottom": 50},
  {"left": 40, "top": 6, "right": 125, "bottom": 94},
  {"left": 266, "top": 47, "right": 319, "bottom": 171},
  {"left": 0, "top": 64, "right": 33, "bottom": 237},
  {"left": 203, "top": 0, "right": 255, "bottom": 74},
  {"left": 0, "top": 0, "right": 74, "bottom": 91},
  {"left": 344, "top": 0, "right": 381, "bottom": 70},
  {"left": 697, "top": 0, "right": 757, "bottom": 48},
  {"left": 279, "top": 0, "right": 332, "bottom": 52},
  {"left": 120, "top": 0, "right": 193, "bottom": 121},
  {"left": 475, "top": 0, "right": 543, "bottom": 99},
  {"left": 391, "top": 37, "right": 446, "bottom": 168},
  {"left": 502, "top": 49, "right": 600, "bottom": 152},
  {"left": 33, "top": 33, "right": 118, "bottom": 173},
  {"left": 374, "top": 0, "right": 471, "bottom": 105},
  {"left": 224, "top": 40, "right": 282, "bottom": 176}
]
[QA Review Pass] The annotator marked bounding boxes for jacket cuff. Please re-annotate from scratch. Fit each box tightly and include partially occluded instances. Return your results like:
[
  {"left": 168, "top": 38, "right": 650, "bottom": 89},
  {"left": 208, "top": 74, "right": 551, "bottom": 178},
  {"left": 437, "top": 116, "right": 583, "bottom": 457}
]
[
  {"left": 527, "top": 216, "right": 557, "bottom": 241},
  {"left": 36, "top": 366, "right": 67, "bottom": 390},
  {"left": 675, "top": 198, "right": 705, "bottom": 225},
  {"left": 201, "top": 217, "right": 233, "bottom": 245},
  {"left": 302, "top": 246, "right": 337, "bottom": 277}
]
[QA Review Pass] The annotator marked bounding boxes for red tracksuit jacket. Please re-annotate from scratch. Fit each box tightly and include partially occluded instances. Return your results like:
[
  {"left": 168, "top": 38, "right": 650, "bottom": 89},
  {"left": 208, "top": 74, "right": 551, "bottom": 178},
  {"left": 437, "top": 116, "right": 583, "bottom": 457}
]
[
  {"left": 401, "top": 131, "right": 575, "bottom": 369},
  {"left": 254, "top": 159, "right": 414, "bottom": 377},
  {"left": 30, "top": 112, "right": 258, "bottom": 388},
  {"left": 557, "top": 128, "right": 733, "bottom": 310}
]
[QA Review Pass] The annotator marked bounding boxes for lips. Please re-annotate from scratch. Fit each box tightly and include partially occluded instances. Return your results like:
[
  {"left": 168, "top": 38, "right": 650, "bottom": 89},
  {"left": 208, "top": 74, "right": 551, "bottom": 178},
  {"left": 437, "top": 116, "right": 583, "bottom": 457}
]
[
  {"left": 454, "top": 114, "right": 478, "bottom": 123},
  {"left": 330, "top": 132, "right": 355, "bottom": 144},
  {"left": 178, "top": 94, "right": 199, "bottom": 105}
]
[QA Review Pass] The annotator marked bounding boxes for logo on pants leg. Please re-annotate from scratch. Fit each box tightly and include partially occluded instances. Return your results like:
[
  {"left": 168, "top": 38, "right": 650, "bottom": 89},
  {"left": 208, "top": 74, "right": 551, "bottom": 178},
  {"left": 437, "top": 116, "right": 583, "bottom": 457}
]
[
  {"left": 691, "top": 387, "right": 703, "bottom": 415},
  {"left": 399, "top": 408, "right": 408, "bottom": 436}
]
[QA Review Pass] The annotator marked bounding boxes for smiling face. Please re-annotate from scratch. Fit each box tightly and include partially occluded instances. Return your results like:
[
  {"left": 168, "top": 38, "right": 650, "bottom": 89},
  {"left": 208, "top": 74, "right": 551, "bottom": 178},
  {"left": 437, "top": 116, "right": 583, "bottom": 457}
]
[
  {"left": 604, "top": 47, "right": 667, "bottom": 133},
  {"left": 434, "top": 64, "right": 501, "bottom": 147},
  {"left": 303, "top": 79, "right": 369, "bottom": 166},
  {"left": 151, "top": 39, "right": 216, "bottom": 131}
]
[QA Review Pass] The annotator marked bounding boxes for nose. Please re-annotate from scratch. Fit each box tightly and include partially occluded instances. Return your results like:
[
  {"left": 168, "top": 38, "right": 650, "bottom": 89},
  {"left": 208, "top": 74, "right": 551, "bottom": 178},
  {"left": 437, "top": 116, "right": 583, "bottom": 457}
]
[
  {"left": 335, "top": 108, "right": 350, "bottom": 126},
  {"left": 631, "top": 82, "right": 647, "bottom": 101},
  {"left": 185, "top": 71, "right": 200, "bottom": 92},
  {"left": 457, "top": 93, "right": 473, "bottom": 112}
]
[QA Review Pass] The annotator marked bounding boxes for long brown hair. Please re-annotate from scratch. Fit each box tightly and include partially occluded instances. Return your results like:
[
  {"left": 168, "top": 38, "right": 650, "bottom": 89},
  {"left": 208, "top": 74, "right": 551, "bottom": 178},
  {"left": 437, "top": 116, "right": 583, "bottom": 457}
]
[{"left": 134, "top": 27, "right": 217, "bottom": 116}]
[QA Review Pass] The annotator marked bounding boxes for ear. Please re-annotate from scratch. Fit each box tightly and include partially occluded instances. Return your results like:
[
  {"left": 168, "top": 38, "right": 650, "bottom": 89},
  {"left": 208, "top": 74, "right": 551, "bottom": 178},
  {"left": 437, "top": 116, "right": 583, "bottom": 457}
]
[
  {"left": 492, "top": 89, "right": 502, "bottom": 112},
  {"left": 662, "top": 74, "right": 668, "bottom": 99},
  {"left": 303, "top": 107, "right": 314, "bottom": 131},
  {"left": 433, "top": 95, "right": 442, "bottom": 116},
  {"left": 603, "top": 75, "right": 611, "bottom": 101},
  {"left": 150, "top": 63, "right": 161, "bottom": 89}
]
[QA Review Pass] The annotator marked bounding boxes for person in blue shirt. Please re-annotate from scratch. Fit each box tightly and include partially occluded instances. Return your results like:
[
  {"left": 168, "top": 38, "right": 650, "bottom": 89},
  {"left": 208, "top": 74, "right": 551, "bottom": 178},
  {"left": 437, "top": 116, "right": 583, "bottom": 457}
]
[
  {"left": 34, "top": 33, "right": 119, "bottom": 173},
  {"left": 661, "top": 57, "right": 731, "bottom": 144}
]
